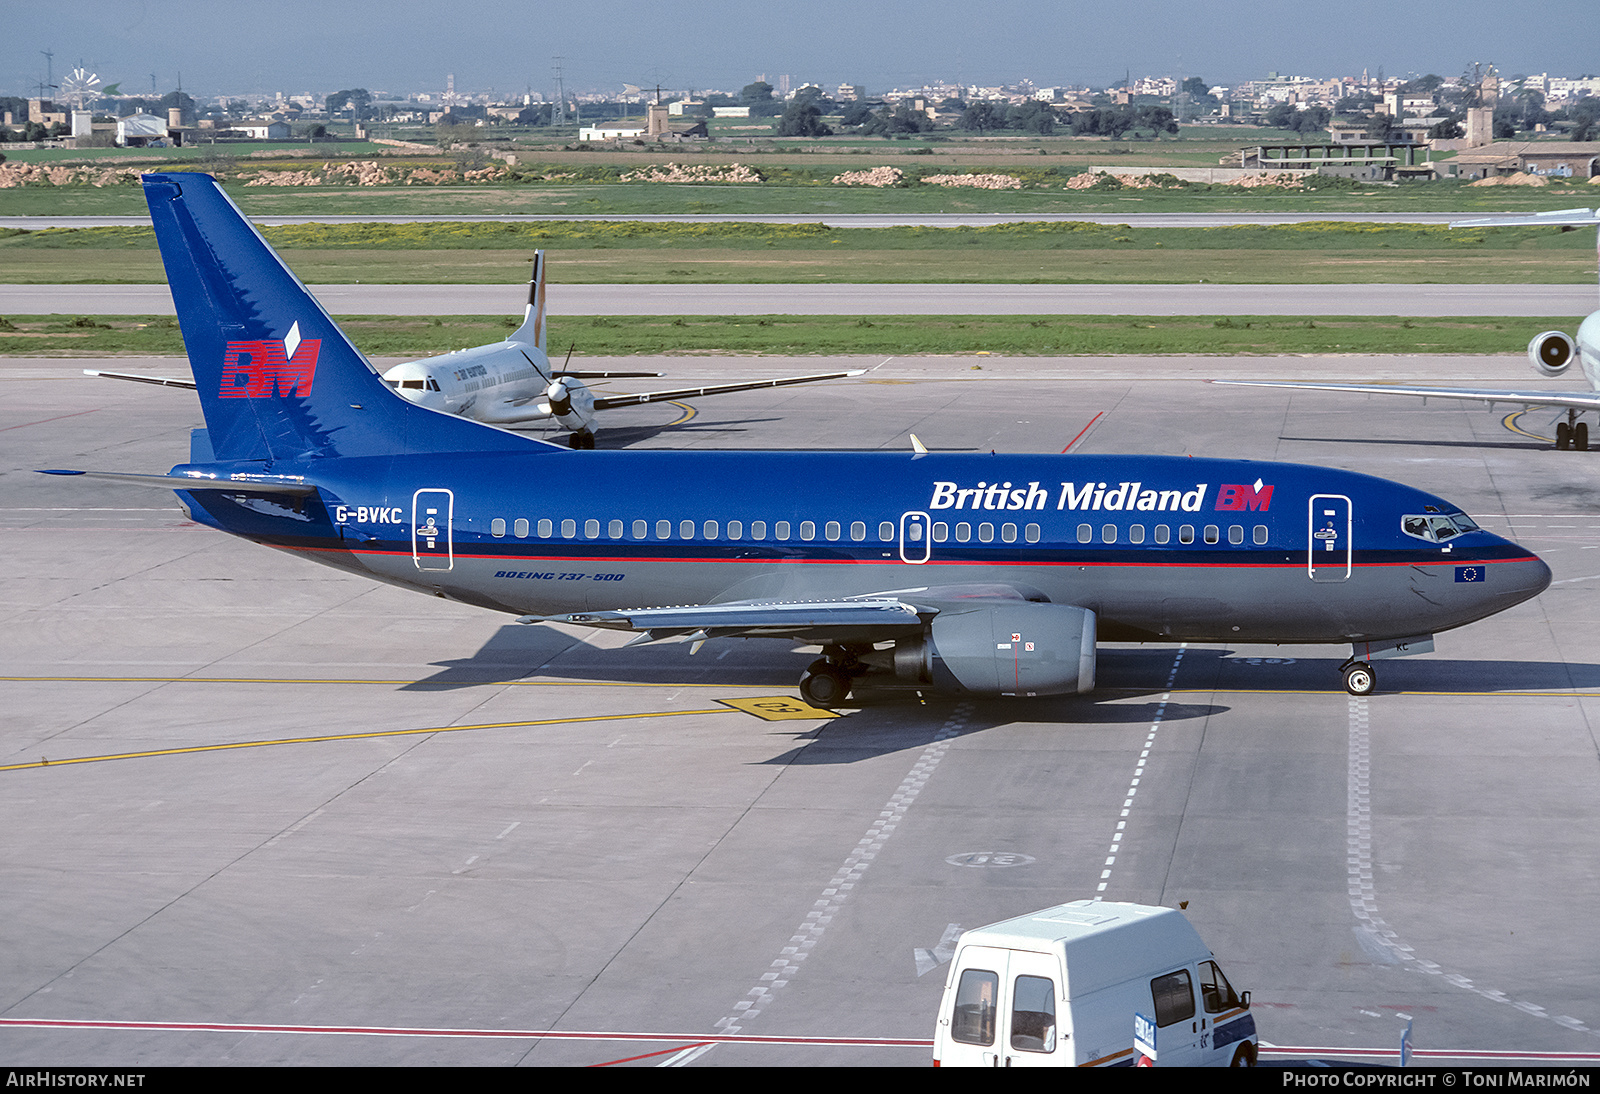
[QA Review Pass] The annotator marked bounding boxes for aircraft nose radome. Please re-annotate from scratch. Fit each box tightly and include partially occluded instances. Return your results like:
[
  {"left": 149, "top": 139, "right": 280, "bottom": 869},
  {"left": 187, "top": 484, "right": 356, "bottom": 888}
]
[{"left": 1496, "top": 546, "right": 1553, "bottom": 601}]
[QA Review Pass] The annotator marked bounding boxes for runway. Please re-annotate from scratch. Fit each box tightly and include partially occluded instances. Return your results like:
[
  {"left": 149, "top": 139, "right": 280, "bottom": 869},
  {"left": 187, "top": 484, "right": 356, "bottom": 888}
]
[
  {"left": 4, "top": 354, "right": 1600, "bottom": 1065},
  {"left": 3, "top": 282, "right": 1593, "bottom": 317},
  {"left": 0, "top": 211, "right": 1530, "bottom": 231}
]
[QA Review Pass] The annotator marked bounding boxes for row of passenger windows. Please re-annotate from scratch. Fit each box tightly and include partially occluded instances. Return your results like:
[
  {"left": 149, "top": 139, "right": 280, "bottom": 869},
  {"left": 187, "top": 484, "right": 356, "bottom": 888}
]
[
  {"left": 1079, "top": 523, "right": 1270, "bottom": 546},
  {"left": 483, "top": 516, "right": 1270, "bottom": 547}
]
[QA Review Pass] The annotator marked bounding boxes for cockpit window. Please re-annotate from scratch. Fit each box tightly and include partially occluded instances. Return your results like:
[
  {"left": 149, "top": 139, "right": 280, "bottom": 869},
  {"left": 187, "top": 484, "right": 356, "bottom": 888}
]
[{"left": 1402, "top": 512, "right": 1479, "bottom": 542}]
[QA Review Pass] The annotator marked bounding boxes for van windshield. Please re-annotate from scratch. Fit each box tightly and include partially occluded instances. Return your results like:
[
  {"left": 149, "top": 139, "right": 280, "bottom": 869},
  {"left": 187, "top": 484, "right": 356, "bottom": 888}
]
[{"left": 1200, "top": 960, "right": 1242, "bottom": 1013}]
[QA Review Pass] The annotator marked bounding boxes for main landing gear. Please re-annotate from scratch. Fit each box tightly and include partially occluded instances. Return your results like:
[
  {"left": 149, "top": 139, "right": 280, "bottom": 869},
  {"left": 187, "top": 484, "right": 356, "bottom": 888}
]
[
  {"left": 798, "top": 647, "right": 866, "bottom": 707},
  {"left": 567, "top": 430, "right": 596, "bottom": 450},
  {"left": 1556, "top": 411, "right": 1588, "bottom": 452},
  {"left": 1341, "top": 659, "right": 1376, "bottom": 696}
]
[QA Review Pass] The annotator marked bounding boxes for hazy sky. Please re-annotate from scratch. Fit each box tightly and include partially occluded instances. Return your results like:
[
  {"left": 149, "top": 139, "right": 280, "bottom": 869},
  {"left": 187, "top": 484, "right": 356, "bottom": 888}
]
[{"left": 6, "top": 0, "right": 1595, "bottom": 100}]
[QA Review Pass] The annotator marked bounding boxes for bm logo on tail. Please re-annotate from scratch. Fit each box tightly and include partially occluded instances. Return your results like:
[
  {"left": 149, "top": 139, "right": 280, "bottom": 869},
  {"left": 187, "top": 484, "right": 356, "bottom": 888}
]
[{"left": 220, "top": 321, "right": 320, "bottom": 398}]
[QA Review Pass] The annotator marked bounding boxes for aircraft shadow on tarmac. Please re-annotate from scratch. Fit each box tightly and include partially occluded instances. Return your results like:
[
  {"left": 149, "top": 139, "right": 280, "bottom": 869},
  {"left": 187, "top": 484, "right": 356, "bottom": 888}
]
[
  {"left": 1170, "top": 647, "right": 1600, "bottom": 693},
  {"left": 404, "top": 626, "right": 1600, "bottom": 698}
]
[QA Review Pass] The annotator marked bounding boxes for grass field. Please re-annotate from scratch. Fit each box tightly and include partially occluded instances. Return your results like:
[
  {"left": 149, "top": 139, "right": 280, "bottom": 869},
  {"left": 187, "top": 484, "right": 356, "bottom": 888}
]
[
  {"left": 3, "top": 220, "right": 1594, "bottom": 284},
  {"left": 0, "top": 313, "right": 1567, "bottom": 358},
  {"left": 4, "top": 178, "right": 1598, "bottom": 218}
]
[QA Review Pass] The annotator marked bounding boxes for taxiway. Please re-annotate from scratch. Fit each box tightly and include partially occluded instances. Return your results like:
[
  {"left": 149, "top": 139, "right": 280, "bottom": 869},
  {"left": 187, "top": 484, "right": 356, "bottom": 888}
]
[{"left": 2, "top": 354, "right": 1599, "bottom": 1065}]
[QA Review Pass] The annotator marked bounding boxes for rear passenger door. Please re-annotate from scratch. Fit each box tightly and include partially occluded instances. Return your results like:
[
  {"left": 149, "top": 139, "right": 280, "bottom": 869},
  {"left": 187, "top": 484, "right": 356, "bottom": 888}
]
[
  {"left": 999, "top": 949, "right": 1065, "bottom": 1067},
  {"left": 941, "top": 947, "right": 1066, "bottom": 1067}
]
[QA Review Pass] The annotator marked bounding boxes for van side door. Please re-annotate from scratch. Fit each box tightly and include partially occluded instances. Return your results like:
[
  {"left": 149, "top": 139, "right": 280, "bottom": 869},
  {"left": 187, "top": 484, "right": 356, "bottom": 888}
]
[{"left": 1149, "top": 965, "right": 1205, "bottom": 1065}]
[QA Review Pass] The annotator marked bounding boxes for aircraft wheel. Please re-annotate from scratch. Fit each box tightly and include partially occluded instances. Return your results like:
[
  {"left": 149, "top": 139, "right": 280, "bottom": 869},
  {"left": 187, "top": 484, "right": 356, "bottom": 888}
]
[
  {"left": 799, "top": 664, "right": 850, "bottom": 707},
  {"left": 1557, "top": 422, "right": 1571, "bottom": 450},
  {"left": 1343, "top": 662, "right": 1376, "bottom": 696},
  {"left": 1578, "top": 423, "right": 1590, "bottom": 452},
  {"left": 568, "top": 431, "right": 596, "bottom": 450},
  {"left": 1231, "top": 1042, "right": 1257, "bottom": 1067}
]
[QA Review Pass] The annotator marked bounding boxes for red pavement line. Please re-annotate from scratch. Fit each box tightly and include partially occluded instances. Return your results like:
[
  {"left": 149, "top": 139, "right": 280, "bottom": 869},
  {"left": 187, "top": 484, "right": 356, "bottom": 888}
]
[{"left": 1061, "top": 410, "right": 1104, "bottom": 453}]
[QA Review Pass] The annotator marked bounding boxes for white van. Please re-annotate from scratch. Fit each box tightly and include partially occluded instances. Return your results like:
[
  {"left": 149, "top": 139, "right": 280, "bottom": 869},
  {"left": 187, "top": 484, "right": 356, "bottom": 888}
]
[{"left": 933, "top": 900, "right": 1257, "bottom": 1067}]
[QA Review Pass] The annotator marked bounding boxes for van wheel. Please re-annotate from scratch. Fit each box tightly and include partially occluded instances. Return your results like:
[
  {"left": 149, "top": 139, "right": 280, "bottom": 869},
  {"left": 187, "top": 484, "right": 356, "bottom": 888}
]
[{"left": 1231, "top": 1042, "right": 1257, "bottom": 1067}]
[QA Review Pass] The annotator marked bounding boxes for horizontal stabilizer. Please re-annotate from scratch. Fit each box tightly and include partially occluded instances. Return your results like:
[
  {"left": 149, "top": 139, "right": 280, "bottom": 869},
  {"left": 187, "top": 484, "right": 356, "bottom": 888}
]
[
  {"left": 85, "top": 369, "right": 198, "bottom": 390},
  {"left": 37, "top": 469, "right": 317, "bottom": 496}
]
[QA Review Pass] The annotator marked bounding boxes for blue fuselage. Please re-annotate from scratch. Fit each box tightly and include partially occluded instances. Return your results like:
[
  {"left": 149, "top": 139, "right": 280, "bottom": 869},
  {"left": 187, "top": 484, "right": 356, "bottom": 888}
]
[{"left": 174, "top": 450, "right": 1550, "bottom": 646}]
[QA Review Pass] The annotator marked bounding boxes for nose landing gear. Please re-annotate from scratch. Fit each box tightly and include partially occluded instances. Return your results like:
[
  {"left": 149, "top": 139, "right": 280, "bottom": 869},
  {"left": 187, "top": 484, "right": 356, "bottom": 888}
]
[{"left": 1341, "top": 660, "right": 1376, "bottom": 696}]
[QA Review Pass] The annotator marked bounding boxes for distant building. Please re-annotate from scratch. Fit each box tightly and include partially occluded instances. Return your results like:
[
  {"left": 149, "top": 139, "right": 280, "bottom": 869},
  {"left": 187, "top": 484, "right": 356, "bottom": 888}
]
[
  {"left": 233, "top": 121, "right": 292, "bottom": 140},
  {"left": 28, "top": 99, "right": 68, "bottom": 127},
  {"left": 579, "top": 125, "right": 646, "bottom": 140},
  {"left": 1452, "top": 141, "right": 1600, "bottom": 179},
  {"left": 116, "top": 113, "right": 168, "bottom": 147}
]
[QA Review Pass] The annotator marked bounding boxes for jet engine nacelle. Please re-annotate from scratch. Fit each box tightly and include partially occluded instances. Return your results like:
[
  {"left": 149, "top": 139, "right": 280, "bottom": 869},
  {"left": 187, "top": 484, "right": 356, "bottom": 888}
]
[
  {"left": 1528, "top": 330, "right": 1576, "bottom": 377},
  {"left": 545, "top": 378, "right": 597, "bottom": 435},
  {"left": 893, "top": 602, "right": 1097, "bottom": 696}
]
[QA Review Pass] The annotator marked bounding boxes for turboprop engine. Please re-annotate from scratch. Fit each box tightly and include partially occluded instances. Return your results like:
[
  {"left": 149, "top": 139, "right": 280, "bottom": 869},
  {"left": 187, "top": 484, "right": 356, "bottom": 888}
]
[
  {"left": 1528, "top": 330, "right": 1576, "bottom": 377},
  {"left": 889, "top": 602, "right": 1097, "bottom": 697},
  {"left": 544, "top": 378, "right": 598, "bottom": 448}
]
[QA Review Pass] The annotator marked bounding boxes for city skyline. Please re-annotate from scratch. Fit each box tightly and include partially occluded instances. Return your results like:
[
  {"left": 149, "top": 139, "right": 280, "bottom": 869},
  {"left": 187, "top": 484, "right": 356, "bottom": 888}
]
[{"left": 5, "top": 0, "right": 1596, "bottom": 102}]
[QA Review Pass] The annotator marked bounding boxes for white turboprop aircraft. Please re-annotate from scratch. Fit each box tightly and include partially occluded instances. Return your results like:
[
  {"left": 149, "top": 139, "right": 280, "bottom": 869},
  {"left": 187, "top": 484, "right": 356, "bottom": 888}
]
[
  {"left": 1213, "top": 208, "right": 1600, "bottom": 451},
  {"left": 89, "top": 250, "right": 863, "bottom": 448}
]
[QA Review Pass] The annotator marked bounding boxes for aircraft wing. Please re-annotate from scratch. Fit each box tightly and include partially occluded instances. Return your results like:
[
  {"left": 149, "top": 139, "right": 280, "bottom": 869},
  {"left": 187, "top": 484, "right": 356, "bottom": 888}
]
[
  {"left": 1211, "top": 379, "right": 1600, "bottom": 413},
  {"left": 528, "top": 583, "right": 1056, "bottom": 646},
  {"left": 529, "top": 596, "right": 932, "bottom": 645},
  {"left": 85, "top": 369, "right": 198, "bottom": 390},
  {"left": 590, "top": 370, "right": 864, "bottom": 411}
]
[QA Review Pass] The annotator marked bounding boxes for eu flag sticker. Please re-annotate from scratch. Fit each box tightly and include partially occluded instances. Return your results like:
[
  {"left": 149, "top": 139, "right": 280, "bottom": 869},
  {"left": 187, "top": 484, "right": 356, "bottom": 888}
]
[{"left": 1455, "top": 566, "right": 1483, "bottom": 583}]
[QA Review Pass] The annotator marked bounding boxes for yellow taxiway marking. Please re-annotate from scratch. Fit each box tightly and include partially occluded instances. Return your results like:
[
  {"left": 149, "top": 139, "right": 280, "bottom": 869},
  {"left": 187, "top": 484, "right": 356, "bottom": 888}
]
[
  {"left": 716, "top": 695, "right": 839, "bottom": 720},
  {"left": 2, "top": 707, "right": 740, "bottom": 773},
  {"left": 1504, "top": 409, "right": 1555, "bottom": 443}
]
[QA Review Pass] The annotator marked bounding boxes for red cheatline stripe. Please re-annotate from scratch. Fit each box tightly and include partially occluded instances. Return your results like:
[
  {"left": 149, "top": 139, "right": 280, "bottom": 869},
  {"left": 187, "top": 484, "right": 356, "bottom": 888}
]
[{"left": 284, "top": 543, "right": 1542, "bottom": 572}]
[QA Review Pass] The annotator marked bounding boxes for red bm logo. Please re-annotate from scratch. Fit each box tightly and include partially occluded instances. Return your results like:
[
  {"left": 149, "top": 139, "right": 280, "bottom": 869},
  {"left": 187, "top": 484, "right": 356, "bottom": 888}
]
[
  {"left": 220, "top": 322, "right": 320, "bottom": 398},
  {"left": 1215, "top": 480, "right": 1274, "bottom": 511}
]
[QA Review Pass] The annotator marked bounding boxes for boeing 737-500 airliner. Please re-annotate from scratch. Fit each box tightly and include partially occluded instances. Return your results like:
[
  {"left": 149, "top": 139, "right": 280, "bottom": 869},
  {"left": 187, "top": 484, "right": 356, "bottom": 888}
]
[{"left": 45, "top": 174, "right": 1552, "bottom": 702}]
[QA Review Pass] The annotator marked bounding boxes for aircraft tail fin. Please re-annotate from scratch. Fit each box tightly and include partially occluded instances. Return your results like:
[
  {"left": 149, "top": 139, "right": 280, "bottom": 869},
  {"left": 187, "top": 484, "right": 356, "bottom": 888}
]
[
  {"left": 142, "top": 173, "right": 552, "bottom": 464},
  {"left": 508, "top": 251, "right": 547, "bottom": 353}
]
